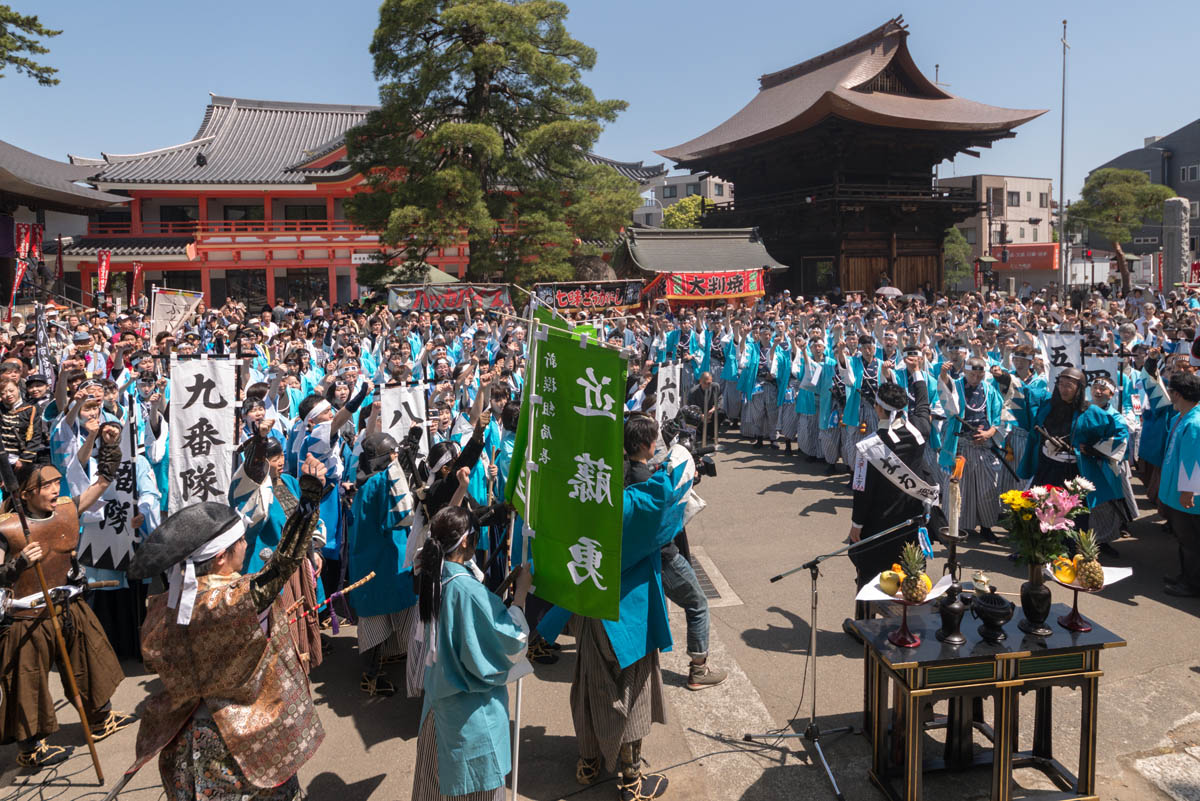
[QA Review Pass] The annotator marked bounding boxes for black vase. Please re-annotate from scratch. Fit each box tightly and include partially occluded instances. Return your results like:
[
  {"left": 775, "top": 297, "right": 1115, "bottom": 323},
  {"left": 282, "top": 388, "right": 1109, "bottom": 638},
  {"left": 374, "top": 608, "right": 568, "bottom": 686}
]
[{"left": 1018, "top": 573, "right": 1053, "bottom": 637}]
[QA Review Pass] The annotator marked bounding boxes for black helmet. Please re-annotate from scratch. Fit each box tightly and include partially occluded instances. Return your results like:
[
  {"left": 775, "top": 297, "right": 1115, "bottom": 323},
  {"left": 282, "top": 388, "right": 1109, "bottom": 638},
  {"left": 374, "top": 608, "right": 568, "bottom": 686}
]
[{"left": 357, "top": 432, "right": 399, "bottom": 483}]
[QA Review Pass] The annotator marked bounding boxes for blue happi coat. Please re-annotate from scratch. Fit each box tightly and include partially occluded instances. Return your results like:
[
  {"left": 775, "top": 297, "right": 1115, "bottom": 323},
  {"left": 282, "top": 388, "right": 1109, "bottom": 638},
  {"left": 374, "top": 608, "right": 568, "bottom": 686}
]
[
  {"left": 1159, "top": 404, "right": 1200, "bottom": 513},
  {"left": 1073, "top": 402, "right": 1129, "bottom": 507},
  {"left": 941, "top": 377, "right": 1004, "bottom": 472},
  {"left": 348, "top": 462, "right": 416, "bottom": 617}
]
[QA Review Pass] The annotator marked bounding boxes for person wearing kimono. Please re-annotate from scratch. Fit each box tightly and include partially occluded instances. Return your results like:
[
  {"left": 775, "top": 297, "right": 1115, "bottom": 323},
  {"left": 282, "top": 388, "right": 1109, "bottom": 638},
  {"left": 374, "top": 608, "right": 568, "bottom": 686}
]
[
  {"left": 840, "top": 335, "right": 882, "bottom": 470},
  {"left": 569, "top": 413, "right": 687, "bottom": 801},
  {"left": 939, "top": 357, "right": 1005, "bottom": 540},
  {"left": 410, "top": 506, "right": 531, "bottom": 801},
  {"left": 792, "top": 334, "right": 822, "bottom": 461},
  {"left": 718, "top": 321, "right": 742, "bottom": 426},
  {"left": 1076, "top": 377, "right": 1137, "bottom": 554},
  {"left": 1137, "top": 358, "right": 1175, "bottom": 504},
  {"left": 777, "top": 332, "right": 805, "bottom": 456},
  {"left": 229, "top": 429, "right": 327, "bottom": 674},
  {"left": 800, "top": 337, "right": 843, "bottom": 470},
  {"left": 738, "top": 325, "right": 778, "bottom": 447},
  {"left": 1158, "top": 371, "right": 1200, "bottom": 598},
  {"left": 348, "top": 432, "right": 417, "bottom": 697},
  {"left": 1018, "top": 368, "right": 1089, "bottom": 490}
]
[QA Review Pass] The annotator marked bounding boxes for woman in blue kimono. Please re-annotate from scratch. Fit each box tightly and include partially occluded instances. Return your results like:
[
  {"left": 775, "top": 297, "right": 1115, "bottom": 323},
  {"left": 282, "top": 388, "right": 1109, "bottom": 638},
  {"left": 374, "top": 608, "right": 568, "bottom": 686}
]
[
  {"left": 411, "top": 506, "right": 531, "bottom": 801},
  {"left": 1076, "top": 377, "right": 1136, "bottom": 555}
]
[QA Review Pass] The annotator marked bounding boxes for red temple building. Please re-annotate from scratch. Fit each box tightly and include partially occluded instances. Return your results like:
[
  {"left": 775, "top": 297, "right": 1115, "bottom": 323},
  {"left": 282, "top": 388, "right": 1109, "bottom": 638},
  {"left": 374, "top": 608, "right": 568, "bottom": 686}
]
[
  {"left": 58, "top": 95, "right": 665, "bottom": 308},
  {"left": 657, "top": 17, "right": 1046, "bottom": 293}
]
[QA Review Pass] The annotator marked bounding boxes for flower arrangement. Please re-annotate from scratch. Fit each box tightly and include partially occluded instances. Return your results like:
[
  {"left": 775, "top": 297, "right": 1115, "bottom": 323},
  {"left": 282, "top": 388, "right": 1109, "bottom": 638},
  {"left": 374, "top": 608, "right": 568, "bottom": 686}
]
[{"left": 999, "top": 478, "right": 1094, "bottom": 567}]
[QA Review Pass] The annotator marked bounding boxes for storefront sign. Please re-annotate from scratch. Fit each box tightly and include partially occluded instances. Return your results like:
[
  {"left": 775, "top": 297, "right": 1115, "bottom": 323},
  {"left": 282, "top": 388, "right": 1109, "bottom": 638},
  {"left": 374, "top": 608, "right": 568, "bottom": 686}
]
[
  {"left": 642, "top": 268, "right": 765, "bottom": 302},
  {"left": 387, "top": 283, "right": 510, "bottom": 311},
  {"left": 533, "top": 280, "right": 643, "bottom": 312}
]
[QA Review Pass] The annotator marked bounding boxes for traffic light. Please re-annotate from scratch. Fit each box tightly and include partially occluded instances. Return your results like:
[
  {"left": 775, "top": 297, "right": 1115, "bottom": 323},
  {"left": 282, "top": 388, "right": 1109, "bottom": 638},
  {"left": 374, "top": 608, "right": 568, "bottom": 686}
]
[
  {"left": 1085, "top": 249, "right": 1093, "bottom": 261},
  {"left": 1001, "top": 248, "right": 1009, "bottom": 263},
  {"left": 1000, "top": 223, "right": 1008, "bottom": 244}
]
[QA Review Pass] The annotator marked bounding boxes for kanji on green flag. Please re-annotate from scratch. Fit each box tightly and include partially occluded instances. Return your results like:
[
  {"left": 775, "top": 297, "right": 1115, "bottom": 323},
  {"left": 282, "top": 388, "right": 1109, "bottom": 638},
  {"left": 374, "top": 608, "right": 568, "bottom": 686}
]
[{"left": 524, "top": 326, "right": 626, "bottom": 620}]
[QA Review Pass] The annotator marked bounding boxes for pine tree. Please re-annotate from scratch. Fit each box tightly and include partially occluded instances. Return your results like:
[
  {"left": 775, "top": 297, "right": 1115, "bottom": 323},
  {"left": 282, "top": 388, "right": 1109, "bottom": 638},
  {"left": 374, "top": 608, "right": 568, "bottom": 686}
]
[
  {"left": 0, "top": 6, "right": 62, "bottom": 86},
  {"left": 345, "top": 0, "right": 637, "bottom": 284}
]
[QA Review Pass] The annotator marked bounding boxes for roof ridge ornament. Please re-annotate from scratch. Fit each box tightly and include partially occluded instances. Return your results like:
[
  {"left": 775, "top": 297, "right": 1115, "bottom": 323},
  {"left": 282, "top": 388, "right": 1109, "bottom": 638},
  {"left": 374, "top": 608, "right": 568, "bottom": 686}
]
[{"left": 759, "top": 16, "right": 907, "bottom": 90}]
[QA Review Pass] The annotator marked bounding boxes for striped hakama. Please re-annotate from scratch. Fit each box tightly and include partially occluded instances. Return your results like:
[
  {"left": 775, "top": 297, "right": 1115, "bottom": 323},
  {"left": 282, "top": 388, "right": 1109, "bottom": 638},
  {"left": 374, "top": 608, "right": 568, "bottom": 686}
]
[
  {"left": 570, "top": 617, "right": 666, "bottom": 773},
  {"left": 842, "top": 402, "right": 878, "bottom": 469},
  {"left": 358, "top": 606, "right": 417, "bottom": 655},
  {"left": 722, "top": 379, "right": 742, "bottom": 422},
  {"left": 411, "top": 713, "right": 506, "bottom": 801},
  {"left": 819, "top": 424, "right": 842, "bottom": 465},
  {"left": 797, "top": 413, "right": 820, "bottom": 457},
  {"left": 741, "top": 387, "right": 778, "bottom": 441},
  {"left": 777, "top": 381, "right": 801, "bottom": 441},
  {"left": 1090, "top": 499, "right": 1131, "bottom": 545},
  {"left": 997, "top": 427, "right": 1029, "bottom": 495},
  {"left": 958, "top": 440, "right": 1001, "bottom": 532}
]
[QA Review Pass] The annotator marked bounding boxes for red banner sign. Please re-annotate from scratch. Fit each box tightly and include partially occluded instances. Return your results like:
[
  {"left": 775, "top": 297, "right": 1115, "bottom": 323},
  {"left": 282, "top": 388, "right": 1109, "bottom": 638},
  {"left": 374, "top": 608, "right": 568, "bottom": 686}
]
[
  {"left": 988, "top": 243, "right": 1060, "bottom": 272},
  {"left": 14, "top": 223, "right": 29, "bottom": 259},
  {"left": 7, "top": 258, "right": 29, "bottom": 321},
  {"left": 55, "top": 235, "right": 63, "bottom": 280},
  {"left": 643, "top": 269, "right": 766, "bottom": 302},
  {"left": 97, "top": 250, "right": 112, "bottom": 293},
  {"left": 387, "top": 283, "right": 510, "bottom": 311},
  {"left": 132, "top": 261, "right": 144, "bottom": 303},
  {"left": 28, "top": 224, "right": 42, "bottom": 261}
]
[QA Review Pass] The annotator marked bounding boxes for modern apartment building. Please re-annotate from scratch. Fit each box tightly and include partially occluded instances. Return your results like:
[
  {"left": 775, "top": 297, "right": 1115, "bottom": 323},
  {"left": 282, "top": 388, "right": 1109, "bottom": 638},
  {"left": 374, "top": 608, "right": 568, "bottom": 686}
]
[
  {"left": 635, "top": 172, "right": 733, "bottom": 227},
  {"left": 936, "top": 174, "right": 1054, "bottom": 259}
]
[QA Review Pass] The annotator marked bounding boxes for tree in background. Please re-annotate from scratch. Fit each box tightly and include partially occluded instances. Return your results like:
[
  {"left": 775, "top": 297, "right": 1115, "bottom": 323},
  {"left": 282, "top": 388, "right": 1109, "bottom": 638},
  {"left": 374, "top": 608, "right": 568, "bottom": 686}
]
[
  {"left": 660, "top": 194, "right": 711, "bottom": 229},
  {"left": 942, "top": 227, "right": 972, "bottom": 291},
  {"left": 1068, "top": 168, "right": 1175, "bottom": 294},
  {"left": 345, "top": 0, "right": 636, "bottom": 284},
  {"left": 0, "top": 6, "right": 61, "bottom": 86}
]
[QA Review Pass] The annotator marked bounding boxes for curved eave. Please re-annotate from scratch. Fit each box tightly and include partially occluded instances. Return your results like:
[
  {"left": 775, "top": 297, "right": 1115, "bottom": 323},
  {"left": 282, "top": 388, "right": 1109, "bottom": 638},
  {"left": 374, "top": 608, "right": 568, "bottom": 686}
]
[{"left": 657, "top": 91, "right": 1046, "bottom": 165}]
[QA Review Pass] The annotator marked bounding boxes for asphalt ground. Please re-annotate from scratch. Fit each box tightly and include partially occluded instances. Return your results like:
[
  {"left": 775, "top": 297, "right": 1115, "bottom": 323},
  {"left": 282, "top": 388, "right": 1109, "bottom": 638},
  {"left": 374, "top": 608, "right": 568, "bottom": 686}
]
[{"left": 3, "top": 430, "right": 1198, "bottom": 800}]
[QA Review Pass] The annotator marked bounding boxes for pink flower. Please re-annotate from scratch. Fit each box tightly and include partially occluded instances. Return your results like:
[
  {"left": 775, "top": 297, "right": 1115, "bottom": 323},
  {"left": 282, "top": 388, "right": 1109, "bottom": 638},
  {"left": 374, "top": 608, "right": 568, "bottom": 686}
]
[{"left": 1036, "top": 505, "right": 1072, "bottom": 532}]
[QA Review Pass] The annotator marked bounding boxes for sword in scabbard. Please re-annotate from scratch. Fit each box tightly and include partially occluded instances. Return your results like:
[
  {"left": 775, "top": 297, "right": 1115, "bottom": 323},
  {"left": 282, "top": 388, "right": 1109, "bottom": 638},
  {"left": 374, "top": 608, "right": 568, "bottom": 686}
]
[
  {"left": 954, "top": 416, "right": 1021, "bottom": 480},
  {"left": 284, "top": 570, "right": 376, "bottom": 624}
]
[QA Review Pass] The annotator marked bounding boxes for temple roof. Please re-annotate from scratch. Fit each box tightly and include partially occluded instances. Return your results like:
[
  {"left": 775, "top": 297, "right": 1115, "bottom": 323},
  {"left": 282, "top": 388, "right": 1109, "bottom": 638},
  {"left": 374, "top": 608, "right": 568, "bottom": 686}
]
[
  {"left": 657, "top": 17, "right": 1046, "bottom": 165},
  {"left": 76, "top": 94, "right": 666, "bottom": 187},
  {"left": 47, "top": 236, "right": 193, "bottom": 258},
  {"left": 0, "top": 139, "right": 128, "bottom": 212},
  {"left": 621, "top": 228, "right": 787, "bottom": 273}
]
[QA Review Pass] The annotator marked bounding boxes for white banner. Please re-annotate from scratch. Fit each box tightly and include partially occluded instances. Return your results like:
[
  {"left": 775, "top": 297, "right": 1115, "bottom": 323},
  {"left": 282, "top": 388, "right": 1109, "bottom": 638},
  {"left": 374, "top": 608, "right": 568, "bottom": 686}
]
[
  {"left": 151, "top": 287, "right": 205, "bottom": 341},
  {"left": 381, "top": 382, "right": 429, "bottom": 459},
  {"left": 656, "top": 361, "right": 681, "bottom": 425},
  {"left": 77, "top": 417, "right": 139, "bottom": 571},
  {"left": 169, "top": 358, "right": 237, "bottom": 514},
  {"left": 1038, "top": 333, "right": 1082, "bottom": 386}
]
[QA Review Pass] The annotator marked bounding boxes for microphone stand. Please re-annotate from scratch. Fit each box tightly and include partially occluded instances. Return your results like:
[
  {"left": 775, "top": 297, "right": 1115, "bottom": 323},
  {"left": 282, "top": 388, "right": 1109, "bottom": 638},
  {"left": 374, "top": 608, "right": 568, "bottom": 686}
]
[{"left": 744, "top": 514, "right": 925, "bottom": 801}]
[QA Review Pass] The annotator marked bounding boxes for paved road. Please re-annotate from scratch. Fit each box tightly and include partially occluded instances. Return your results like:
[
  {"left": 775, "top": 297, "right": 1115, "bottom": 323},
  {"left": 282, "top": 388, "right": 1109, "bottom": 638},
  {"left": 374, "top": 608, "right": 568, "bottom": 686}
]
[{"left": 3, "top": 435, "right": 1198, "bottom": 800}]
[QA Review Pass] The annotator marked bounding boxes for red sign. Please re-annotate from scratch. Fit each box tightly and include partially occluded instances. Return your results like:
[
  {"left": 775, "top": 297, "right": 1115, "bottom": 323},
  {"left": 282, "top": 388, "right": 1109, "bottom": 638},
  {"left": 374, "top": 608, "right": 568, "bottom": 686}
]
[
  {"left": 6, "top": 258, "right": 28, "bottom": 321},
  {"left": 14, "top": 223, "right": 29, "bottom": 259},
  {"left": 388, "top": 283, "right": 511, "bottom": 311},
  {"left": 97, "top": 250, "right": 112, "bottom": 293},
  {"left": 988, "top": 243, "right": 1060, "bottom": 272},
  {"left": 55, "top": 235, "right": 63, "bottom": 280},
  {"left": 643, "top": 269, "right": 766, "bottom": 303},
  {"left": 28, "top": 224, "right": 42, "bottom": 261},
  {"left": 132, "top": 261, "right": 144, "bottom": 303}
]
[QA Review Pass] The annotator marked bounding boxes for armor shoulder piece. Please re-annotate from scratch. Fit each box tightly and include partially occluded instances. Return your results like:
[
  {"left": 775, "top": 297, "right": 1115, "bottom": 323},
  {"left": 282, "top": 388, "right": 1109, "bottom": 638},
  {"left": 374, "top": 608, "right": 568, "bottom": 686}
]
[{"left": 56, "top": 496, "right": 74, "bottom": 506}]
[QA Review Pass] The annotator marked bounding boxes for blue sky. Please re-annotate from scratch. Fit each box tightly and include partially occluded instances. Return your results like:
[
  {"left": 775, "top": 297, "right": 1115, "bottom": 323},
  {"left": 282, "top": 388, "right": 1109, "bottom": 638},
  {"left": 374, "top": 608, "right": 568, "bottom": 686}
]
[{"left": 4, "top": 0, "right": 1198, "bottom": 202}]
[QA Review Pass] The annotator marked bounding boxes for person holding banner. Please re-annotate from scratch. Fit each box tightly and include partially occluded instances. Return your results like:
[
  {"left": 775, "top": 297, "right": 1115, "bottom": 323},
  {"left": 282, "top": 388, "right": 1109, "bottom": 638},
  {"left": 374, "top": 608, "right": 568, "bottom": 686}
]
[
  {"left": 570, "top": 413, "right": 684, "bottom": 801},
  {"left": 409, "top": 506, "right": 532, "bottom": 801}
]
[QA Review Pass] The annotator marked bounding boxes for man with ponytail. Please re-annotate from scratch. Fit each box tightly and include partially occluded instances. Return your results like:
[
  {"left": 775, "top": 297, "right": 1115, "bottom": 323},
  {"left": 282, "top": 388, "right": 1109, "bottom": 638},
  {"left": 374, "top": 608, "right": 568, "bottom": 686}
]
[{"left": 410, "top": 506, "right": 532, "bottom": 801}]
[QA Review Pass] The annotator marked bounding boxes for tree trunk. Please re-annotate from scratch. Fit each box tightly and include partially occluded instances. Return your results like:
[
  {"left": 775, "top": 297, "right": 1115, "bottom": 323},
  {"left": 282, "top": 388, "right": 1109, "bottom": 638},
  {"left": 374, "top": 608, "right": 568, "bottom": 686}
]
[{"left": 1113, "top": 241, "right": 1131, "bottom": 295}]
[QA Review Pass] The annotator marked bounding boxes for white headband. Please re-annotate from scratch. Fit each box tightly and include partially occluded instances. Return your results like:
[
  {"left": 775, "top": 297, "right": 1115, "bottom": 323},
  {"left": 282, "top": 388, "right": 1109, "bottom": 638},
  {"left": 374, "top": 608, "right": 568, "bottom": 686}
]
[
  {"left": 305, "top": 400, "right": 331, "bottom": 424},
  {"left": 167, "top": 518, "right": 247, "bottom": 625},
  {"left": 424, "top": 447, "right": 457, "bottom": 488}
]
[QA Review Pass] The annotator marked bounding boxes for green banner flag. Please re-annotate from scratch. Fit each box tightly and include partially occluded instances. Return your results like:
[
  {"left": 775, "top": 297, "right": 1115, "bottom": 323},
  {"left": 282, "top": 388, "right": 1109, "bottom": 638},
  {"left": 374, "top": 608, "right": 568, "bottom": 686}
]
[{"left": 525, "top": 326, "right": 626, "bottom": 620}]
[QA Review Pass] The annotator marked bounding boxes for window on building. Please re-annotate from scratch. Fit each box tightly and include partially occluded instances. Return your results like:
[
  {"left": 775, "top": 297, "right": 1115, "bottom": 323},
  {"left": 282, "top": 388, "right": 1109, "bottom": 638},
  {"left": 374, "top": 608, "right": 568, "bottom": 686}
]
[
  {"left": 283, "top": 205, "right": 326, "bottom": 230},
  {"left": 1191, "top": 203, "right": 1199, "bottom": 220},
  {"left": 662, "top": 185, "right": 677, "bottom": 199},
  {"left": 987, "top": 187, "right": 1005, "bottom": 217},
  {"left": 223, "top": 205, "right": 265, "bottom": 223},
  {"left": 962, "top": 227, "right": 977, "bottom": 245},
  {"left": 157, "top": 205, "right": 198, "bottom": 234},
  {"left": 1039, "top": 192, "right": 1049, "bottom": 208},
  {"left": 1181, "top": 165, "right": 1200, "bottom": 182},
  {"left": 1007, "top": 191, "right": 1020, "bottom": 207},
  {"left": 714, "top": 183, "right": 724, "bottom": 196},
  {"left": 1019, "top": 227, "right": 1026, "bottom": 239},
  {"left": 1026, "top": 191, "right": 1032, "bottom": 202},
  {"left": 685, "top": 183, "right": 700, "bottom": 196},
  {"left": 1143, "top": 170, "right": 1153, "bottom": 180}
]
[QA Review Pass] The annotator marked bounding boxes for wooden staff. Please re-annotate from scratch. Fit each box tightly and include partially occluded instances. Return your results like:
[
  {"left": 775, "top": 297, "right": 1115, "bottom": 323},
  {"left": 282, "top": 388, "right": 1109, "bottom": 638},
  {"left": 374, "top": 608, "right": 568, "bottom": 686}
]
[
  {"left": 284, "top": 570, "right": 375, "bottom": 624},
  {"left": 0, "top": 456, "right": 104, "bottom": 783}
]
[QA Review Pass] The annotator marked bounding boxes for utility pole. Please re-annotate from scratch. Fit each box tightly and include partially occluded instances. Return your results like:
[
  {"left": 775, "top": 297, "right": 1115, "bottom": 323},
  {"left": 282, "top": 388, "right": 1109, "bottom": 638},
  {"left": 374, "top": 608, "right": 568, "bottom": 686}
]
[{"left": 1058, "top": 20, "right": 1070, "bottom": 295}]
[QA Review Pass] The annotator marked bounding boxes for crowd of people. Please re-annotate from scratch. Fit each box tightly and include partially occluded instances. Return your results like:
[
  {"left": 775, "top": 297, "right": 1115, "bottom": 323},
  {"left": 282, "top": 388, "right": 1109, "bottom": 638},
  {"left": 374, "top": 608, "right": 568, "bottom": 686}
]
[{"left": 0, "top": 277, "right": 1198, "bottom": 800}]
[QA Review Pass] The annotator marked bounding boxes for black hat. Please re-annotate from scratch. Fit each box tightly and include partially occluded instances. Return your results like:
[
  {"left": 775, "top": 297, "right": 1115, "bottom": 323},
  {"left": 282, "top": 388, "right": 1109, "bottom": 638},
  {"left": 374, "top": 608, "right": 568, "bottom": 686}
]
[
  {"left": 357, "top": 432, "right": 398, "bottom": 484},
  {"left": 25, "top": 374, "right": 48, "bottom": 385},
  {"left": 127, "top": 502, "right": 242, "bottom": 582}
]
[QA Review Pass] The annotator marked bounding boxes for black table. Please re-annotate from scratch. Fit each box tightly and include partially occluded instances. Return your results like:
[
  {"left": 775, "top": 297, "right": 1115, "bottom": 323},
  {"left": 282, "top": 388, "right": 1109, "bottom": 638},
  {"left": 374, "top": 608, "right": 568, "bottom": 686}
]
[{"left": 851, "top": 603, "right": 1125, "bottom": 801}]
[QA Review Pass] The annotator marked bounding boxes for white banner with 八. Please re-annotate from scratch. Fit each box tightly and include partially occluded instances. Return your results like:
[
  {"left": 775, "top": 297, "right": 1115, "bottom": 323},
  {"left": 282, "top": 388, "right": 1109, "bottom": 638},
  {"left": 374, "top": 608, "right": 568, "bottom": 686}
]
[{"left": 380, "top": 382, "right": 429, "bottom": 459}]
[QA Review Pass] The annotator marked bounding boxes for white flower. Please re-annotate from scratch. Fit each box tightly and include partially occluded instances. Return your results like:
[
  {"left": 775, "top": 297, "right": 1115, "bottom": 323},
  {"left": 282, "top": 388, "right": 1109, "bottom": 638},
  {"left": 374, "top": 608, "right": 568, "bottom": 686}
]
[
  {"left": 1066, "top": 477, "right": 1095, "bottom": 495},
  {"left": 1029, "top": 486, "right": 1049, "bottom": 499}
]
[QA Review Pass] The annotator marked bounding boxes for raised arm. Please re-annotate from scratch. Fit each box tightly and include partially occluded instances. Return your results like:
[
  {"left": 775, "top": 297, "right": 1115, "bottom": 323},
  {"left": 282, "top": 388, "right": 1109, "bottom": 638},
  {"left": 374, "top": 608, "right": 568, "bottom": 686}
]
[{"left": 250, "top": 455, "right": 325, "bottom": 612}]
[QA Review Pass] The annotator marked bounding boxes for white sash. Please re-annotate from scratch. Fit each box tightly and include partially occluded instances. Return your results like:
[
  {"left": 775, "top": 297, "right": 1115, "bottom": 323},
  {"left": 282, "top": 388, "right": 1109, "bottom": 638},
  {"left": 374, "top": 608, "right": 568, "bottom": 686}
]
[{"left": 852, "top": 433, "right": 941, "bottom": 506}]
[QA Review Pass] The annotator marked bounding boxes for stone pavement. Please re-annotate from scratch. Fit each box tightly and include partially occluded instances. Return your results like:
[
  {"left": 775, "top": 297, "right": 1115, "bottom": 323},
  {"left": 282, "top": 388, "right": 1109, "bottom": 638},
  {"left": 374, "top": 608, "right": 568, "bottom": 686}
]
[{"left": 3, "top": 434, "right": 1199, "bottom": 800}]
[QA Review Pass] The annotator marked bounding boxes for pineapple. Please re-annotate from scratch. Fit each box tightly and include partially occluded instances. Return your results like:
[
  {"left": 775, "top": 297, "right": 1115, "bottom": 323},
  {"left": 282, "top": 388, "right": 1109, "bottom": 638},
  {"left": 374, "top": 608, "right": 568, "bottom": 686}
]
[
  {"left": 899, "top": 542, "right": 929, "bottom": 603},
  {"left": 1072, "top": 530, "right": 1105, "bottom": 589}
]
